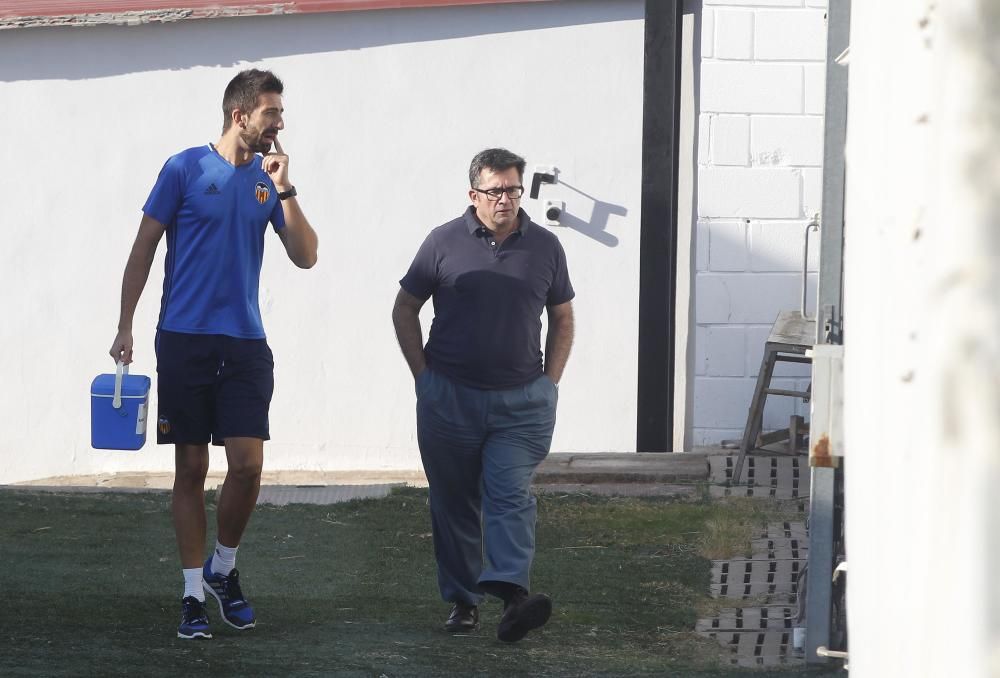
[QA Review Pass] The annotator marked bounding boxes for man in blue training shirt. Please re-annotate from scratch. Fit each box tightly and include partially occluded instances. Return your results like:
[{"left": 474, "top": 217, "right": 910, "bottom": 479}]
[{"left": 109, "top": 69, "right": 318, "bottom": 640}]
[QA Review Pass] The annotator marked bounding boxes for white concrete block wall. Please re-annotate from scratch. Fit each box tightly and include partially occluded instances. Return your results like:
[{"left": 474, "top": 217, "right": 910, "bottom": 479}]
[
  {"left": 714, "top": 9, "right": 754, "bottom": 60},
  {"left": 694, "top": 1, "right": 826, "bottom": 445},
  {"left": 710, "top": 115, "right": 750, "bottom": 165}
]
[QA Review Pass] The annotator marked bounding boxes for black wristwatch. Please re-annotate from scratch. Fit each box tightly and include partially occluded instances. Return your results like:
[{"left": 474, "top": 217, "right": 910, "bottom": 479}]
[{"left": 277, "top": 186, "right": 297, "bottom": 201}]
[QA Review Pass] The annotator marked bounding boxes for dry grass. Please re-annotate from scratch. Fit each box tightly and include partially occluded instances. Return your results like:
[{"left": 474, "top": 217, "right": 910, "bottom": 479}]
[{"left": 697, "top": 497, "right": 804, "bottom": 560}]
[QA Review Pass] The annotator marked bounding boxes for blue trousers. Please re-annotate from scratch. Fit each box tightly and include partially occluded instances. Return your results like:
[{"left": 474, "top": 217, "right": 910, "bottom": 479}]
[{"left": 416, "top": 368, "right": 558, "bottom": 605}]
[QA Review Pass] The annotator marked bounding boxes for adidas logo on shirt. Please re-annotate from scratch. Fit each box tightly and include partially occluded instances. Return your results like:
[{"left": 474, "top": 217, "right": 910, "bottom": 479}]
[{"left": 204, "top": 183, "right": 220, "bottom": 195}]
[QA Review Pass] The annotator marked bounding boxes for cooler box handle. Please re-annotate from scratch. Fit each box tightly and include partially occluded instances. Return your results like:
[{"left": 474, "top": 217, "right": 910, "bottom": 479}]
[{"left": 113, "top": 361, "right": 129, "bottom": 409}]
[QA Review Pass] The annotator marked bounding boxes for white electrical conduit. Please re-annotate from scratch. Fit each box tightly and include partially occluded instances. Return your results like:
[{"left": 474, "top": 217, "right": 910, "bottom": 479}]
[{"left": 802, "top": 214, "right": 820, "bottom": 319}]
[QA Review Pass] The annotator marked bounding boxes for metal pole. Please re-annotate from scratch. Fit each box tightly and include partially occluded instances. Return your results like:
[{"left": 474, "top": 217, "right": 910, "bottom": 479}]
[
  {"left": 816, "top": 0, "right": 851, "bottom": 347},
  {"left": 805, "top": 0, "right": 851, "bottom": 665},
  {"left": 637, "top": 0, "right": 683, "bottom": 452}
]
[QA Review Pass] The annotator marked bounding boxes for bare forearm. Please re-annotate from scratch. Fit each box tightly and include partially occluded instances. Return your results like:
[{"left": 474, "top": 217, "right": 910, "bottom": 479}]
[
  {"left": 392, "top": 305, "right": 427, "bottom": 378},
  {"left": 544, "top": 314, "right": 574, "bottom": 384},
  {"left": 280, "top": 197, "right": 318, "bottom": 268},
  {"left": 117, "top": 243, "right": 157, "bottom": 331},
  {"left": 111, "top": 215, "right": 164, "bottom": 363}
]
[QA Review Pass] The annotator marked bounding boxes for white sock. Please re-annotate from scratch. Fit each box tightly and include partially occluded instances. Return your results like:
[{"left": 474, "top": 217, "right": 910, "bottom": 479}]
[
  {"left": 211, "top": 541, "right": 238, "bottom": 576},
  {"left": 183, "top": 567, "right": 205, "bottom": 602}
]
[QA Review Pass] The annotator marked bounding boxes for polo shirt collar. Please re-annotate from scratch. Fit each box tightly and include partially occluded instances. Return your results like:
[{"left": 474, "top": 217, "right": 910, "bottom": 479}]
[{"left": 463, "top": 205, "right": 532, "bottom": 237}]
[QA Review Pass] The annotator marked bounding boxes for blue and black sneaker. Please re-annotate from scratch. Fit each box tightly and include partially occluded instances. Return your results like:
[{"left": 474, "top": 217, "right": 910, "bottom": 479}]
[
  {"left": 177, "top": 596, "right": 212, "bottom": 639},
  {"left": 203, "top": 559, "right": 257, "bottom": 630}
]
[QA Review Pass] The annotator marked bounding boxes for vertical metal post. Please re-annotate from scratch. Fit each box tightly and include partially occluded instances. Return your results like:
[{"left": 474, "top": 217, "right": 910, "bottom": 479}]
[
  {"left": 806, "top": 0, "right": 851, "bottom": 665},
  {"left": 637, "top": 0, "right": 683, "bottom": 452},
  {"left": 806, "top": 466, "right": 837, "bottom": 662},
  {"left": 816, "top": 0, "right": 851, "bottom": 347}
]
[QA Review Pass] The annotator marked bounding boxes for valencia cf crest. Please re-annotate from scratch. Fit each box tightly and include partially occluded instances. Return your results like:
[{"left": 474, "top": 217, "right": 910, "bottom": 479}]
[
  {"left": 158, "top": 417, "right": 171, "bottom": 435},
  {"left": 255, "top": 181, "right": 270, "bottom": 204}
]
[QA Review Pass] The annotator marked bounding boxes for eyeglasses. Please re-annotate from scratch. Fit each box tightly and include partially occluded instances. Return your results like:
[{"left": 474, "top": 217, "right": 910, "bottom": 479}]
[{"left": 472, "top": 185, "right": 525, "bottom": 201}]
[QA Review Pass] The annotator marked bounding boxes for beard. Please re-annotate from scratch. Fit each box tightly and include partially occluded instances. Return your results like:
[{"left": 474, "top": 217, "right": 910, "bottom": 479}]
[{"left": 241, "top": 124, "right": 276, "bottom": 154}]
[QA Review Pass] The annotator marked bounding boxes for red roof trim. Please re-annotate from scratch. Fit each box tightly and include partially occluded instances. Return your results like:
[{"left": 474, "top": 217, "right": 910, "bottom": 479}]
[{"left": 0, "top": 0, "right": 552, "bottom": 29}]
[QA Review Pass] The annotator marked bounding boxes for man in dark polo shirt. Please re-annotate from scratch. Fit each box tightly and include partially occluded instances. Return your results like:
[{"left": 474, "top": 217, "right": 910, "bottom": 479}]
[{"left": 392, "top": 148, "right": 574, "bottom": 643}]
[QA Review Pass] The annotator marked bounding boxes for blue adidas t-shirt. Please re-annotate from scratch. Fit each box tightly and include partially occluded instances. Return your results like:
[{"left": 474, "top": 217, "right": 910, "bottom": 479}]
[{"left": 143, "top": 144, "right": 286, "bottom": 339}]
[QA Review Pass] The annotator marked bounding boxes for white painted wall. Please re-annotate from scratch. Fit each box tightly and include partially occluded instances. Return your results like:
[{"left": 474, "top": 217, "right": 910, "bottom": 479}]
[
  {"left": 0, "top": 0, "right": 644, "bottom": 483},
  {"left": 693, "top": 0, "right": 827, "bottom": 445},
  {"left": 843, "top": 2, "right": 1000, "bottom": 675}
]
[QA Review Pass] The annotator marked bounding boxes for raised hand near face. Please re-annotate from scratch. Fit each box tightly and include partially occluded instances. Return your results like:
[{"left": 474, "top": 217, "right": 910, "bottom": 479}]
[{"left": 262, "top": 138, "right": 291, "bottom": 191}]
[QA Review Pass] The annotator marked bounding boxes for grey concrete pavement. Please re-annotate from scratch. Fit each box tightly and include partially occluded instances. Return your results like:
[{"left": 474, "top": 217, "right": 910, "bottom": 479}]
[{"left": 5, "top": 451, "right": 714, "bottom": 500}]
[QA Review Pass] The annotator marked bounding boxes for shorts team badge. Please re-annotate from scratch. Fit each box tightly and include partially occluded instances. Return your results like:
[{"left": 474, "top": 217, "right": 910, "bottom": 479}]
[
  {"left": 158, "top": 417, "right": 171, "bottom": 435},
  {"left": 255, "top": 182, "right": 270, "bottom": 204}
]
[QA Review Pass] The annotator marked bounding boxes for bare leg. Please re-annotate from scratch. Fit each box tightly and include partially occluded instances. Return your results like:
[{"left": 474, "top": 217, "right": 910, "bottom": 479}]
[
  {"left": 173, "top": 444, "right": 210, "bottom": 568},
  {"left": 217, "top": 437, "right": 264, "bottom": 548}
]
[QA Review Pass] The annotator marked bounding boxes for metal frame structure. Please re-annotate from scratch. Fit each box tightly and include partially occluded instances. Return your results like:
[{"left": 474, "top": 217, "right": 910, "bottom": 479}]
[{"left": 805, "top": 0, "right": 851, "bottom": 664}]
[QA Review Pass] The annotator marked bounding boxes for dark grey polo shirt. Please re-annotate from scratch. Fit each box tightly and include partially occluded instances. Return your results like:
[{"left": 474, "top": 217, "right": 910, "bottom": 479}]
[{"left": 400, "top": 206, "right": 575, "bottom": 390}]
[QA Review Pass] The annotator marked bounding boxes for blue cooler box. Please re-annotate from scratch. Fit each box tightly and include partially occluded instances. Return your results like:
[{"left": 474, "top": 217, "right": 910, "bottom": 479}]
[{"left": 91, "top": 363, "right": 152, "bottom": 451}]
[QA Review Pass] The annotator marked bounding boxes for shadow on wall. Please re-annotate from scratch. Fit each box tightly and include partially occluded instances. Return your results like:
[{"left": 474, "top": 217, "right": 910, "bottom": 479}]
[
  {"left": 0, "top": 1, "right": 644, "bottom": 82},
  {"left": 554, "top": 180, "right": 626, "bottom": 248}
]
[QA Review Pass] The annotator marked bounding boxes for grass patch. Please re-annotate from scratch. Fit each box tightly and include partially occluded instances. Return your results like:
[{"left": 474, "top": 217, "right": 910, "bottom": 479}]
[
  {"left": 0, "top": 487, "right": 836, "bottom": 677},
  {"left": 697, "top": 498, "right": 804, "bottom": 560}
]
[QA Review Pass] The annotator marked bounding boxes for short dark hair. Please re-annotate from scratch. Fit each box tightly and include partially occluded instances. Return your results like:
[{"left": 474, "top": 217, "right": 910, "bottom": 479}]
[
  {"left": 468, "top": 148, "right": 526, "bottom": 187},
  {"left": 222, "top": 69, "right": 284, "bottom": 131}
]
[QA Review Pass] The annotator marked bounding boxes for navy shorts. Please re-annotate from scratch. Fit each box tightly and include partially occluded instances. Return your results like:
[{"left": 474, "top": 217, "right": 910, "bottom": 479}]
[{"left": 154, "top": 330, "right": 274, "bottom": 446}]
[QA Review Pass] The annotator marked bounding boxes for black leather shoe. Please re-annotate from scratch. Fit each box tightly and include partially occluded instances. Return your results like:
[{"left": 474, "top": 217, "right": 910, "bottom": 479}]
[
  {"left": 497, "top": 588, "right": 552, "bottom": 643},
  {"left": 444, "top": 602, "right": 480, "bottom": 632}
]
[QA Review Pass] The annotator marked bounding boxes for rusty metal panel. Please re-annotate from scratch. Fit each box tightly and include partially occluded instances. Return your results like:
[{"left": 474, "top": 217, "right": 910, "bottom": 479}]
[
  {"left": 808, "top": 344, "right": 844, "bottom": 466},
  {"left": 0, "top": 0, "right": 553, "bottom": 29}
]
